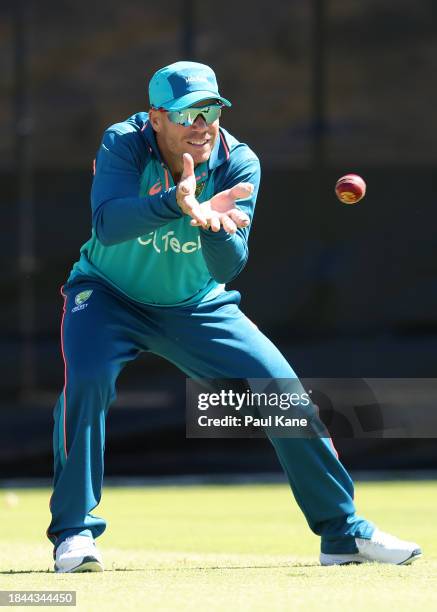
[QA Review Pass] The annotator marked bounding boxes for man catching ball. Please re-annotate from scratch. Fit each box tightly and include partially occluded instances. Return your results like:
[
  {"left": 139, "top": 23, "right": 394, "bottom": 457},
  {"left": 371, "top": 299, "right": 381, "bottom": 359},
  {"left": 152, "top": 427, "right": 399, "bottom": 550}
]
[{"left": 47, "top": 61, "right": 421, "bottom": 572}]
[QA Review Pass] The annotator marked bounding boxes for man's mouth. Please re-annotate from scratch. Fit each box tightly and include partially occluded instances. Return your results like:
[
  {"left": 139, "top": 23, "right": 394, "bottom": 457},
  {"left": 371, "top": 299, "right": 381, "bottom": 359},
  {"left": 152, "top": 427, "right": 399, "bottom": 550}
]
[{"left": 187, "top": 139, "right": 209, "bottom": 147}]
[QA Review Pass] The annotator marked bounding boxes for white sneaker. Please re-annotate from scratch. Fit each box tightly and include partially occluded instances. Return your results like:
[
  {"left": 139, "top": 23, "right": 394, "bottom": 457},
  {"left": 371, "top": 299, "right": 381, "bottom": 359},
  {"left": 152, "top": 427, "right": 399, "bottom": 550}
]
[
  {"left": 320, "top": 528, "right": 422, "bottom": 566},
  {"left": 54, "top": 535, "right": 104, "bottom": 573}
]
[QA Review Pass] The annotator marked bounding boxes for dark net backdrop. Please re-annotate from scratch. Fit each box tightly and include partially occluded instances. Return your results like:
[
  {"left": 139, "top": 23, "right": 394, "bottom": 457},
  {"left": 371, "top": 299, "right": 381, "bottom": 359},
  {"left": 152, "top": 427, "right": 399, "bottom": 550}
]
[{"left": 1, "top": 0, "right": 436, "bottom": 477}]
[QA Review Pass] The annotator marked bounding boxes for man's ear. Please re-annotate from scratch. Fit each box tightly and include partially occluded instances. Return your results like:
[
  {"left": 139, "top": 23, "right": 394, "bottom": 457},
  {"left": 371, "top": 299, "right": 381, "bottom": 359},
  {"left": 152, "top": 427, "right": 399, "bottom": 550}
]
[{"left": 149, "top": 109, "right": 162, "bottom": 132}]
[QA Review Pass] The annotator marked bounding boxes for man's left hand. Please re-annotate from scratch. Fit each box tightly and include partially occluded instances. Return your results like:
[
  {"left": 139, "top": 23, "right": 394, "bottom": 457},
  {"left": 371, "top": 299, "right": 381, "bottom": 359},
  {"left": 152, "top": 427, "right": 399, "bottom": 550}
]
[{"left": 194, "top": 183, "right": 253, "bottom": 234}]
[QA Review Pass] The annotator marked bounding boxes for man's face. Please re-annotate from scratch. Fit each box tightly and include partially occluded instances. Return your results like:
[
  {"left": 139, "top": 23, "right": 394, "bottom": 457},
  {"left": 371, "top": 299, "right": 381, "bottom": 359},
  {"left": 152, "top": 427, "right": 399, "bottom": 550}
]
[{"left": 149, "top": 99, "right": 220, "bottom": 173}]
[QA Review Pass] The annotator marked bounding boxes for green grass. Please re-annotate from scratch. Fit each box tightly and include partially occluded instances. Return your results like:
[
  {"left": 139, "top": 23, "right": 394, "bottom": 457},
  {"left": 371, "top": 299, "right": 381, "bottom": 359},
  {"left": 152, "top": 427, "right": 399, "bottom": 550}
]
[{"left": 0, "top": 481, "right": 436, "bottom": 611}]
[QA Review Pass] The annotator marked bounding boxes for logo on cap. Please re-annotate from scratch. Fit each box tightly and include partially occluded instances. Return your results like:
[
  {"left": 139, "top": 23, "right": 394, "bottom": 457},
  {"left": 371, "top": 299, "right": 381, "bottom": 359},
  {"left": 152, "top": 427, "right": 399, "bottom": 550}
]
[
  {"left": 149, "top": 61, "right": 231, "bottom": 111},
  {"left": 186, "top": 76, "right": 209, "bottom": 84}
]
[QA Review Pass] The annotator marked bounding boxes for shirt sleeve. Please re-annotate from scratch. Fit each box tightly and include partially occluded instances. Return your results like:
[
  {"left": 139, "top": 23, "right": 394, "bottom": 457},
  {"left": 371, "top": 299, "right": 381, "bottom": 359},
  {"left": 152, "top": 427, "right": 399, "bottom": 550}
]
[
  {"left": 199, "top": 147, "right": 261, "bottom": 283},
  {"left": 91, "top": 127, "right": 183, "bottom": 246}
]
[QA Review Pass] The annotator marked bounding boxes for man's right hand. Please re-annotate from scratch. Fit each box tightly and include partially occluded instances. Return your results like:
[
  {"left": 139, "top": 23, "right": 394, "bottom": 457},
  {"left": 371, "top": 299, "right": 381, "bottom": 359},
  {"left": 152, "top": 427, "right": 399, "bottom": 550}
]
[
  {"left": 176, "top": 153, "right": 209, "bottom": 228},
  {"left": 176, "top": 153, "right": 252, "bottom": 234}
]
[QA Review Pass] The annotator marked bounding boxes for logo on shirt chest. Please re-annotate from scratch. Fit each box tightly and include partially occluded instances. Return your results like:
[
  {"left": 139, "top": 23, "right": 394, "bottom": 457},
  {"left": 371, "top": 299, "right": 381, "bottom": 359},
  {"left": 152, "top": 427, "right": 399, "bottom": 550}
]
[
  {"left": 148, "top": 180, "right": 163, "bottom": 195},
  {"left": 195, "top": 181, "right": 206, "bottom": 198},
  {"left": 137, "top": 230, "right": 201, "bottom": 254},
  {"left": 147, "top": 171, "right": 207, "bottom": 197}
]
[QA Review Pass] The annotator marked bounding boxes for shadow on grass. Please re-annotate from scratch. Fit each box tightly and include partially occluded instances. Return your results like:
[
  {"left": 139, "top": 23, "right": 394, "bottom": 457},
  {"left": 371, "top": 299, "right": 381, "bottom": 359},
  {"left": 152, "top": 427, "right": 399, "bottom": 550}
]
[
  {"left": 1, "top": 563, "right": 319, "bottom": 574},
  {"left": 113, "top": 563, "right": 318, "bottom": 571},
  {"left": 0, "top": 569, "right": 53, "bottom": 574}
]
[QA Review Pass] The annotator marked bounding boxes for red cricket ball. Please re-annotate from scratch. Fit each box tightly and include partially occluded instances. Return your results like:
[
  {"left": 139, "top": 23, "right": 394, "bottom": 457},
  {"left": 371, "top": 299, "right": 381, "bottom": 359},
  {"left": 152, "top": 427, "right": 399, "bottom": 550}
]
[{"left": 335, "top": 174, "right": 366, "bottom": 204}]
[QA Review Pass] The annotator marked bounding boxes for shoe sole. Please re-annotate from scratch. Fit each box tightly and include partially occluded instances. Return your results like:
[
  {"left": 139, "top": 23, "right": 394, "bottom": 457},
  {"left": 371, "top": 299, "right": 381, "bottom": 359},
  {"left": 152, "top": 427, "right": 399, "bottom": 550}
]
[
  {"left": 55, "top": 556, "right": 104, "bottom": 573},
  {"left": 321, "top": 549, "right": 422, "bottom": 566}
]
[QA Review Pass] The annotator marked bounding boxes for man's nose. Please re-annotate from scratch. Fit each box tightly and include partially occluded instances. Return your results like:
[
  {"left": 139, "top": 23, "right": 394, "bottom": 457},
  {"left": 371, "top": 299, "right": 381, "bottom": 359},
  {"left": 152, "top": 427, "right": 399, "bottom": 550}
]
[{"left": 191, "top": 114, "right": 208, "bottom": 129}]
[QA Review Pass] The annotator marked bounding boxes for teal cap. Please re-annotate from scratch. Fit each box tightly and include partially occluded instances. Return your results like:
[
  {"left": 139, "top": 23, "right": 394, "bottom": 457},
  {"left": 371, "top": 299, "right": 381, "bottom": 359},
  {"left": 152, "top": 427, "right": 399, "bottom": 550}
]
[{"left": 149, "top": 61, "right": 232, "bottom": 111}]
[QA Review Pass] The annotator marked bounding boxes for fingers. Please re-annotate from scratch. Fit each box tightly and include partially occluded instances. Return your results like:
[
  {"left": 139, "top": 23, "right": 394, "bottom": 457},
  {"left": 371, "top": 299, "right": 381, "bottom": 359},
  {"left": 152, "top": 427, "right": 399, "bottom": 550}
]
[
  {"left": 182, "top": 153, "right": 195, "bottom": 179},
  {"left": 228, "top": 182, "right": 254, "bottom": 201},
  {"left": 221, "top": 214, "right": 237, "bottom": 234},
  {"left": 228, "top": 208, "right": 250, "bottom": 228},
  {"left": 182, "top": 195, "right": 208, "bottom": 227},
  {"left": 209, "top": 213, "right": 222, "bottom": 233},
  {"left": 186, "top": 185, "right": 252, "bottom": 234},
  {"left": 179, "top": 181, "right": 191, "bottom": 196},
  {"left": 207, "top": 182, "right": 254, "bottom": 213},
  {"left": 190, "top": 211, "right": 246, "bottom": 234},
  {"left": 177, "top": 153, "right": 196, "bottom": 198},
  {"left": 190, "top": 212, "right": 220, "bottom": 232}
]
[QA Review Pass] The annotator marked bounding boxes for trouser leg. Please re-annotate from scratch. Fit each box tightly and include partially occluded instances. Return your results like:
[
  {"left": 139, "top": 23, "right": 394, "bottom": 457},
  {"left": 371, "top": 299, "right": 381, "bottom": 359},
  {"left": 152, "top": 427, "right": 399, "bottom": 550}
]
[
  {"left": 151, "top": 292, "right": 374, "bottom": 551},
  {"left": 47, "top": 283, "right": 143, "bottom": 546}
]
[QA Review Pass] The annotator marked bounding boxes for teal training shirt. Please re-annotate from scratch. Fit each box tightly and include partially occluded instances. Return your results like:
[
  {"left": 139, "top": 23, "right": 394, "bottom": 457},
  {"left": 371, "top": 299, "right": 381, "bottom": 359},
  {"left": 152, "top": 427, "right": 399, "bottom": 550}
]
[{"left": 68, "top": 112, "right": 261, "bottom": 306}]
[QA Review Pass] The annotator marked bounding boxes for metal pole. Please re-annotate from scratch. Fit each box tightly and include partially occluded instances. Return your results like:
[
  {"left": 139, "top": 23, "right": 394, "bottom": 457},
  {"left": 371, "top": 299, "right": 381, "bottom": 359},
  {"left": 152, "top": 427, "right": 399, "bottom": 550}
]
[
  {"left": 312, "top": 0, "right": 326, "bottom": 169},
  {"left": 181, "top": 0, "right": 195, "bottom": 59},
  {"left": 14, "top": 0, "right": 36, "bottom": 399}
]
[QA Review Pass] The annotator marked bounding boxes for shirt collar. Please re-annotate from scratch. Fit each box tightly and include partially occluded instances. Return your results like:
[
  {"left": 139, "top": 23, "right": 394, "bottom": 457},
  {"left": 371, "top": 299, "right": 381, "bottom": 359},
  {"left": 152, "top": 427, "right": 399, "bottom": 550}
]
[{"left": 208, "top": 128, "right": 230, "bottom": 170}]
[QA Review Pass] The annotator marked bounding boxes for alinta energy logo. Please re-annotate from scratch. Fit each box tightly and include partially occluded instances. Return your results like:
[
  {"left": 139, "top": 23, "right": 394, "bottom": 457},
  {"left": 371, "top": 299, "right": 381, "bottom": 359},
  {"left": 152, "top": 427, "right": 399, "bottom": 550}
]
[{"left": 71, "top": 290, "right": 93, "bottom": 313}]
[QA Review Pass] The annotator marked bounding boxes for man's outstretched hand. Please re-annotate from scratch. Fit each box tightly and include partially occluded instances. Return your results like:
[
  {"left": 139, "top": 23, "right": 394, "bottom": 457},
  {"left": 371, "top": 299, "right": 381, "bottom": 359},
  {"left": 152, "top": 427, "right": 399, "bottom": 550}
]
[{"left": 176, "top": 153, "right": 253, "bottom": 234}]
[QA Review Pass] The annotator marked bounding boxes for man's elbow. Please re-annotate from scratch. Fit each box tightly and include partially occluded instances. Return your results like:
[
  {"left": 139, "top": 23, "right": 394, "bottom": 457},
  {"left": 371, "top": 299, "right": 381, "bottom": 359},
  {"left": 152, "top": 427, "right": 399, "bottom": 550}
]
[
  {"left": 210, "top": 258, "right": 248, "bottom": 284},
  {"left": 93, "top": 221, "right": 117, "bottom": 247},
  {"left": 97, "top": 234, "right": 115, "bottom": 247},
  {"left": 92, "top": 208, "right": 118, "bottom": 246}
]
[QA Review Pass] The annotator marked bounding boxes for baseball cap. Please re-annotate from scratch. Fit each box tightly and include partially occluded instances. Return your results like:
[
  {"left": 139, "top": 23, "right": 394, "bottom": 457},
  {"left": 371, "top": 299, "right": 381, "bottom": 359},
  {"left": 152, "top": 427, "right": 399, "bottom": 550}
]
[{"left": 149, "top": 61, "right": 232, "bottom": 111}]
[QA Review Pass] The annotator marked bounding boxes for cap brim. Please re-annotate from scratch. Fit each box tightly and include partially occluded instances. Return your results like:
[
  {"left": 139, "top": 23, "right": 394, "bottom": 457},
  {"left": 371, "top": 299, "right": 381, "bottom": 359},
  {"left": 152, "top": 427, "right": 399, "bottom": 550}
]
[{"left": 160, "top": 91, "right": 232, "bottom": 111}]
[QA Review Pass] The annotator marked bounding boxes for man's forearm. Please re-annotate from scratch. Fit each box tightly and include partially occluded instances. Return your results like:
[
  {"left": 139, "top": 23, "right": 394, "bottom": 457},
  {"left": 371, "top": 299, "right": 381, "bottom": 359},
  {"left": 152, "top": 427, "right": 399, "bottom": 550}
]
[
  {"left": 199, "top": 228, "right": 248, "bottom": 283},
  {"left": 92, "top": 188, "right": 182, "bottom": 246}
]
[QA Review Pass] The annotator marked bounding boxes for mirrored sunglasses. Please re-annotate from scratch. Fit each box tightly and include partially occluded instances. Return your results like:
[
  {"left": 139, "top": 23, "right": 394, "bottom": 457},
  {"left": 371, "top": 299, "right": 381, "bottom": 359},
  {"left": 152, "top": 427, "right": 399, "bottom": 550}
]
[{"left": 164, "top": 104, "right": 223, "bottom": 127}]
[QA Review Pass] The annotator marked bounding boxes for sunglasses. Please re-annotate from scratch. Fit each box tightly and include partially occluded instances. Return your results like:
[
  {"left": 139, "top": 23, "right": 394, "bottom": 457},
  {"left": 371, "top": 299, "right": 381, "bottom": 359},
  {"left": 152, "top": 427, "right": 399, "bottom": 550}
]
[{"left": 156, "top": 104, "right": 223, "bottom": 127}]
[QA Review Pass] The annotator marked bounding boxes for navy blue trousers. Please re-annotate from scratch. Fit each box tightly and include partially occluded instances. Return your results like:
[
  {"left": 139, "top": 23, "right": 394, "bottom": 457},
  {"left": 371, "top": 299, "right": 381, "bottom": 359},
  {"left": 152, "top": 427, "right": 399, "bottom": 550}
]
[{"left": 47, "top": 279, "right": 373, "bottom": 553}]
